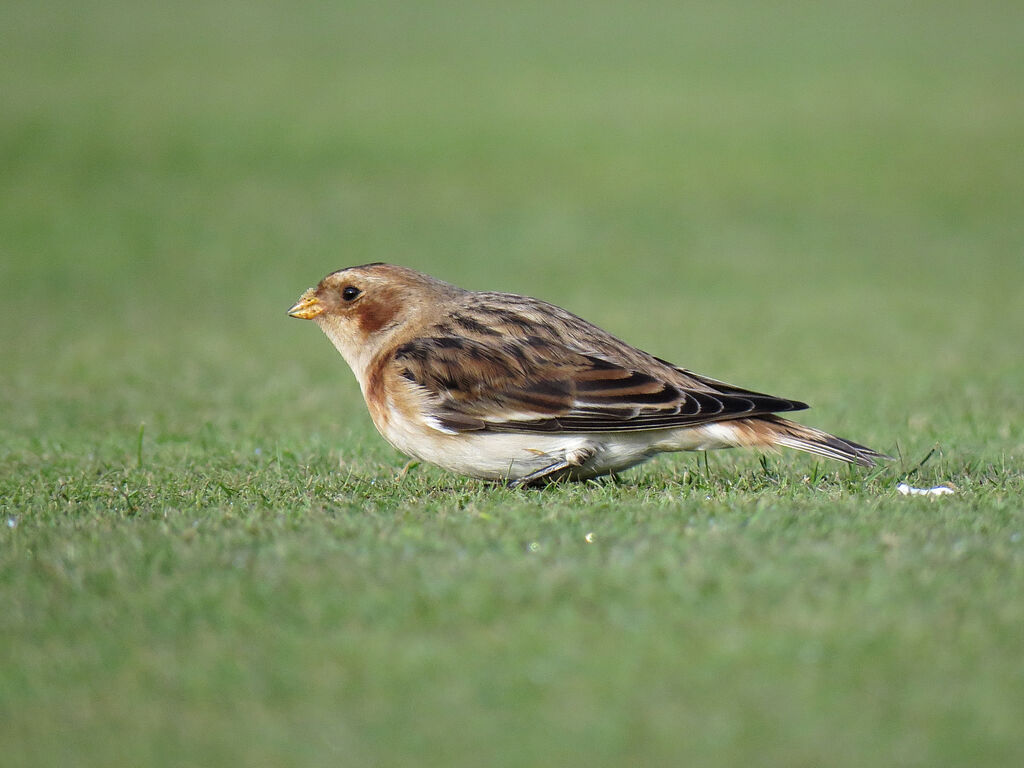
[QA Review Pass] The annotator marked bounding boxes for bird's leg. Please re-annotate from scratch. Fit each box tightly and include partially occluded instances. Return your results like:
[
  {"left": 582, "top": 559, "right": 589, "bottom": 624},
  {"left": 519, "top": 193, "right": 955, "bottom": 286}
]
[
  {"left": 505, "top": 446, "right": 596, "bottom": 489},
  {"left": 395, "top": 459, "right": 420, "bottom": 480},
  {"left": 506, "top": 459, "right": 573, "bottom": 489}
]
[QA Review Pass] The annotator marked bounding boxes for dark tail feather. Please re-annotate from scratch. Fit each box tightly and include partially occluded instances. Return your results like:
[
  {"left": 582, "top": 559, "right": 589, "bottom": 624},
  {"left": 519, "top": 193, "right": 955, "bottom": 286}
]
[{"left": 761, "top": 416, "right": 891, "bottom": 468}]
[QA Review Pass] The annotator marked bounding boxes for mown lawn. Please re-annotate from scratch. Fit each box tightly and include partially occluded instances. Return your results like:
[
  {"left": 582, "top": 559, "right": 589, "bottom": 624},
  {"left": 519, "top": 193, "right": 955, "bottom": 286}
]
[{"left": 2, "top": 1, "right": 1022, "bottom": 766}]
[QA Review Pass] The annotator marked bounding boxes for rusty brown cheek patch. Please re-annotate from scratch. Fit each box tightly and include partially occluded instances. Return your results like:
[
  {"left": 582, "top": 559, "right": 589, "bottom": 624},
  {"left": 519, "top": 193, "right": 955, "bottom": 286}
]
[{"left": 356, "top": 294, "right": 399, "bottom": 335}]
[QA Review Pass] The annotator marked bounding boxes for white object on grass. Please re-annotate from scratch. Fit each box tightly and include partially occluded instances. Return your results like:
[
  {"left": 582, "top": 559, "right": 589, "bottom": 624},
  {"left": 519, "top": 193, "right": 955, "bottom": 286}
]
[{"left": 897, "top": 482, "right": 954, "bottom": 497}]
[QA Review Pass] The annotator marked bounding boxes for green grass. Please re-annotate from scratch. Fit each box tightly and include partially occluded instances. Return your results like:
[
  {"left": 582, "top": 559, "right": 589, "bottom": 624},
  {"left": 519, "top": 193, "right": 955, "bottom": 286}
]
[{"left": 2, "top": 1, "right": 1023, "bottom": 765}]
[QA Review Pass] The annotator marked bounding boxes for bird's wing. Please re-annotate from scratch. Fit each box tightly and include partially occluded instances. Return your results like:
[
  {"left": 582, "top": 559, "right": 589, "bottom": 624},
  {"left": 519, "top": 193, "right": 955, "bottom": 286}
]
[{"left": 389, "top": 334, "right": 807, "bottom": 434}]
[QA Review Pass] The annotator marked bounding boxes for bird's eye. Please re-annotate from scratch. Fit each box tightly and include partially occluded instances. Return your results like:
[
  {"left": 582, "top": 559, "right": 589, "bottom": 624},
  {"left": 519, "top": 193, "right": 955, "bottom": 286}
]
[{"left": 341, "top": 286, "right": 361, "bottom": 302}]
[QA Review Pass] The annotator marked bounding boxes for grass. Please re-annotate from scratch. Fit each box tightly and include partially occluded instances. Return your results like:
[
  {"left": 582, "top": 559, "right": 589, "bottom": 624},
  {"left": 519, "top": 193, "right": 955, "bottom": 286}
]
[{"left": 2, "top": 0, "right": 1023, "bottom": 765}]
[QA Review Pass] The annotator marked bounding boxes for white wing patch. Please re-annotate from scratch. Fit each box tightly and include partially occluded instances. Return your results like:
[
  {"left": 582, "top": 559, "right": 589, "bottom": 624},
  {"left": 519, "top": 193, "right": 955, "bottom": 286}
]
[{"left": 424, "top": 416, "right": 460, "bottom": 435}]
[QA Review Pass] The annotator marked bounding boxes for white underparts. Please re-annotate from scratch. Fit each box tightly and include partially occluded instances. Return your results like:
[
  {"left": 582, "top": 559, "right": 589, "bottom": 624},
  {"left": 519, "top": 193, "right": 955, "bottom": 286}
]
[{"left": 377, "top": 413, "right": 754, "bottom": 482}]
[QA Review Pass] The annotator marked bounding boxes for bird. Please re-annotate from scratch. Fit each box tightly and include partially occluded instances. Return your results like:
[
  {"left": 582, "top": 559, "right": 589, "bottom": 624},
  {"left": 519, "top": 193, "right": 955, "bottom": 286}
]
[{"left": 288, "top": 264, "right": 888, "bottom": 487}]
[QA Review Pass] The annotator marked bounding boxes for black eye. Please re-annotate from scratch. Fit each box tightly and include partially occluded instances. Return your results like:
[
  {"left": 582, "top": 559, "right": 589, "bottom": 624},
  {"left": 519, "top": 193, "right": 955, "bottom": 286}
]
[{"left": 341, "top": 286, "right": 361, "bottom": 302}]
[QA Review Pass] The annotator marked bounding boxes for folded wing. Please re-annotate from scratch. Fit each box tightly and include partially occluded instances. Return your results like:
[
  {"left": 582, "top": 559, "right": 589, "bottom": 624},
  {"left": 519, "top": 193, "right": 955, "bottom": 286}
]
[{"left": 391, "top": 333, "right": 808, "bottom": 434}]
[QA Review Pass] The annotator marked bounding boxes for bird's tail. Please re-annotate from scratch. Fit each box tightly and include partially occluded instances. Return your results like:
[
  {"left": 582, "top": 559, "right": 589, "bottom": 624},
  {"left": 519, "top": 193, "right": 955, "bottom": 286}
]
[{"left": 752, "top": 415, "right": 890, "bottom": 467}]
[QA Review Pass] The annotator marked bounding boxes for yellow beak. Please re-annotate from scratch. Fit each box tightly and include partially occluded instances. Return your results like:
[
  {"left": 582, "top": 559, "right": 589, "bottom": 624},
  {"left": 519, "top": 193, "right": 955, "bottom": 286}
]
[{"left": 287, "top": 291, "right": 324, "bottom": 320}]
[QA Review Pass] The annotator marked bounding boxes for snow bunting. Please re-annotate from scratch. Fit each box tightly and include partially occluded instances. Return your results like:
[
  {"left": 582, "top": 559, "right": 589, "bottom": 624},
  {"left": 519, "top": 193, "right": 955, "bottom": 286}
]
[{"left": 288, "top": 264, "right": 888, "bottom": 486}]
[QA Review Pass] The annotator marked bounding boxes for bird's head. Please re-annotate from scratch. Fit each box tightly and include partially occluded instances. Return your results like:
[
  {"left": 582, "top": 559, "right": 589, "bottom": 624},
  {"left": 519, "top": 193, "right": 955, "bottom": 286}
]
[{"left": 288, "top": 263, "right": 460, "bottom": 374}]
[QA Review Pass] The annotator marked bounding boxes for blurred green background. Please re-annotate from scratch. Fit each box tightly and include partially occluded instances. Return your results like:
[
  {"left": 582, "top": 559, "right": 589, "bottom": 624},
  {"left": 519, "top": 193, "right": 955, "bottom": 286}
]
[
  {"left": 2, "top": 1, "right": 1022, "bottom": 766},
  {"left": 3, "top": 0, "right": 1021, "bottom": 441}
]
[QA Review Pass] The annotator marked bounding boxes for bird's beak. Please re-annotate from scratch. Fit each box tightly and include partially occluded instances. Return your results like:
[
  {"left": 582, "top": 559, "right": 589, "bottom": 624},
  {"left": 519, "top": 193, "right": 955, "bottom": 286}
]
[{"left": 287, "top": 290, "right": 324, "bottom": 320}]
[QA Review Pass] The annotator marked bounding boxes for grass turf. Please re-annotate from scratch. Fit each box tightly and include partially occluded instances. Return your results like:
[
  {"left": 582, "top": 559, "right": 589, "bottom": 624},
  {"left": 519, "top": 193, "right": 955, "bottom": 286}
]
[{"left": 2, "top": 1, "right": 1023, "bottom": 765}]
